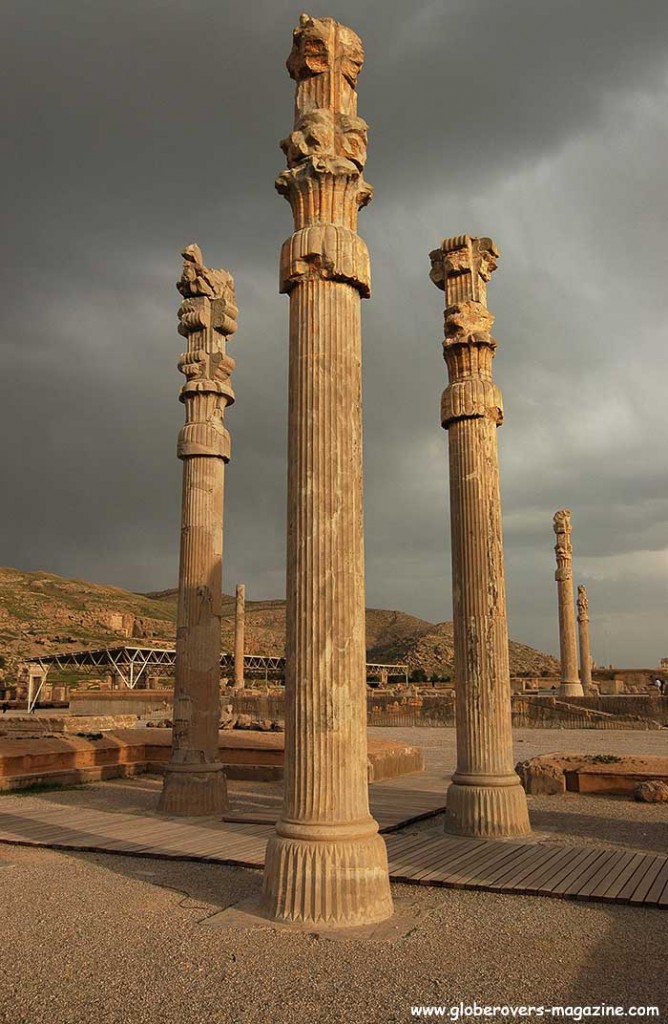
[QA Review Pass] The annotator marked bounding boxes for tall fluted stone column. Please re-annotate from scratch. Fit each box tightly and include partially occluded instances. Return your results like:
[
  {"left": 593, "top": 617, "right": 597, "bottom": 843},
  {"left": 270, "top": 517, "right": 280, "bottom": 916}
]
[
  {"left": 577, "top": 584, "right": 592, "bottom": 695},
  {"left": 158, "top": 245, "right": 238, "bottom": 816},
  {"left": 262, "top": 14, "right": 392, "bottom": 927},
  {"left": 234, "top": 583, "right": 245, "bottom": 691},
  {"left": 429, "top": 235, "right": 530, "bottom": 838},
  {"left": 553, "top": 510, "right": 584, "bottom": 698}
]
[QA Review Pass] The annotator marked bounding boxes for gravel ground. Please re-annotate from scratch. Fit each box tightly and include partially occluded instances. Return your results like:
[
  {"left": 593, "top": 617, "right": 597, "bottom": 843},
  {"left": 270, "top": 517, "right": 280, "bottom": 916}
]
[
  {"left": 0, "top": 846, "right": 666, "bottom": 1024},
  {"left": 0, "top": 727, "right": 666, "bottom": 1024}
]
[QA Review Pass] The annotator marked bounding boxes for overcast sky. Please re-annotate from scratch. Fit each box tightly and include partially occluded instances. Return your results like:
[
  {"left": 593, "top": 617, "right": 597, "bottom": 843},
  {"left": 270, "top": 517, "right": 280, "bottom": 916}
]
[{"left": 1, "top": 0, "right": 667, "bottom": 666}]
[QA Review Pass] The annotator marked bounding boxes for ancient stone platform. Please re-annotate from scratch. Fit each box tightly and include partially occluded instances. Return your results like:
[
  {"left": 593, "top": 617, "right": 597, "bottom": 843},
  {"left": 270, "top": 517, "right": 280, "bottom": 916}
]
[
  {"left": 0, "top": 715, "right": 138, "bottom": 738},
  {"left": 0, "top": 729, "right": 424, "bottom": 792}
]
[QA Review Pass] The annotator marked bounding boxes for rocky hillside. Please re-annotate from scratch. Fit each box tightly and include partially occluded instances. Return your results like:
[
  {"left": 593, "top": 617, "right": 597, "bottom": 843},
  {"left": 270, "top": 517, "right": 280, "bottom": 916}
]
[
  {"left": 0, "top": 568, "right": 177, "bottom": 671},
  {"left": 0, "top": 568, "right": 559, "bottom": 679},
  {"left": 368, "top": 621, "right": 560, "bottom": 679}
]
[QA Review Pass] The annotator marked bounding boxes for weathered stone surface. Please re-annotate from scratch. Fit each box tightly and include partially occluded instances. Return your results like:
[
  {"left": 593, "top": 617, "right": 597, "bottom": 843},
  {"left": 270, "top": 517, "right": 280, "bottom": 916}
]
[
  {"left": 553, "top": 510, "right": 584, "bottom": 697},
  {"left": 517, "top": 753, "right": 668, "bottom": 798},
  {"left": 0, "top": 715, "right": 137, "bottom": 738},
  {"left": 577, "top": 584, "right": 593, "bottom": 695},
  {"left": 515, "top": 757, "right": 567, "bottom": 795},
  {"left": 157, "top": 246, "right": 238, "bottom": 816},
  {"left": 634, "top": 780, "right": 668, "bottom": 803},
  {"left": 261, "top": 14, "right": 392, "bottom": 929},
  {"left": 234, "top": 584, "right": 245, "bottom": 690},
  {"left": 430, "top": 235, "right": 530, "bottom": 839}
]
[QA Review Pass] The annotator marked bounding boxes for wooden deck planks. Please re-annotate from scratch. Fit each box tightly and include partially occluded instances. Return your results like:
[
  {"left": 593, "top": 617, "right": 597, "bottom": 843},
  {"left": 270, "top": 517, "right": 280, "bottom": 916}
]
[
  {"left": 628, "top": 856, "right": 668, "bottom": 905},
  {"left": 645, "top": 859, "right": 668, "bottom": 906},
  {"left": 387, "top": 835, "right": 453, "bottom": 880},
  {"left": 535, "top": 847, "right": 598, "bottom": 896},
  {"left": 548, "top": 848, "right": 610, "bottom": 897},
  {"left": 499, "top": 844, "right": 573, "bottom": 892},
  {"left": 221, "top": 776, "right": 447, "bottom": 833},
  {"left": 408, "top": 838, "right": 490, "bottom": 884},
  {"left": 591, "top": 851, "right": 645, "bottom": 900},
  {"left": 0, "top": 799, "right": 665, "bottom": 909}
]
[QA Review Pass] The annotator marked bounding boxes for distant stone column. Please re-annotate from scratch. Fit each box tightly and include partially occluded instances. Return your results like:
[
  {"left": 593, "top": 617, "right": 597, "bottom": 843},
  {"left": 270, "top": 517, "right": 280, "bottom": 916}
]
[
  {"left": 26, "top": 672, "right": 38, "bottom": 709},
  {"left": 577, "top": 584, "right": 592, "bottom": 695},
  {"left": 553, "top": 510, "right": 584, "bottom": 698},
  {"left": 158, "top": 245, "right": 238, "bottom": 816},
  {"left": 262, "top": 14, "right": 392, "bottom": 927},
  {"left": 429, "top": 234, "right": 530, "bottom": 838},
  {"left": 234, "top": 584, "right": 245, "bottom": 691}
]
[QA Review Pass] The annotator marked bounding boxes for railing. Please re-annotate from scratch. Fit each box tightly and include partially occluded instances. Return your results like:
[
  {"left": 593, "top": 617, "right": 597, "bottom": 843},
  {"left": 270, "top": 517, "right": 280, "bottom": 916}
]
[{"left": 511, "top": 696, "right": 661, "bottom": 731}]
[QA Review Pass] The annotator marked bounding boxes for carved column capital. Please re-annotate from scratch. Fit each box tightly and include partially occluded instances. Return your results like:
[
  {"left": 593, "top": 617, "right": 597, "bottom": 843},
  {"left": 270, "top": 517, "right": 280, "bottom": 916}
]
[
  {"left": 280, "top": 111, "right": 368, "bottom": 171},
  {"left": 431, "top": 235, "right": 503, "bottom": 428},
  {"left": 175, "top": 245, "right": 237, "bottom": 462},
  {"left": 577, "top": 584, "right": 589, "bottom": 622},
  {"left": 277, "top": 13, "right": 372, "bottom": 294},
  {"left": 553, "top": 509, "right": 573, "bottom": 582}
]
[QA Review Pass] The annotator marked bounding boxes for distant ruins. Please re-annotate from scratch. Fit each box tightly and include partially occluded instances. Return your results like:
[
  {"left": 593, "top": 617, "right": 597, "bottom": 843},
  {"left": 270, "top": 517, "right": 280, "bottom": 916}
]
[
  {"left": 429, "top": 235, "right": 530, "bottom": 838},
  {"left": 261, "top": 14, "right": 393, "bottom": 927},
  {"left": 158, "top": 245, "right": 238, "bottom": 816},
  {"left": 553, "top": 510, "right": 584, "bottom": 698}
]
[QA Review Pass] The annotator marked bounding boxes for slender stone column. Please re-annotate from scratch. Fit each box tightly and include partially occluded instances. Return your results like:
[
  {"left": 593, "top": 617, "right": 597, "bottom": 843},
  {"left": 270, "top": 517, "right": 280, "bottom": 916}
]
[
  {"left": 553, "top": 510, "right": 584, "bottom": 697},
  {"left": 262, "top": 14, "right": 392, "bottom": 927},
  {"left": 158, "top": 245, "right": 238, "bottom": 816},
  {"left": 233, "top": 583, "right": 245, "bottom": 690},
  {"left": 429, "top": 235, "right": 530, "bottom": 838},
  {"left": 577, "top": 584, "right": 593, "bottom": 695}
]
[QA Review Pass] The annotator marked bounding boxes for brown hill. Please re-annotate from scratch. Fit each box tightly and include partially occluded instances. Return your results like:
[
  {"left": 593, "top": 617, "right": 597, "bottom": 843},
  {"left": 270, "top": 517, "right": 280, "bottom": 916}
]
[
  {"left": 368, "top": 621, "right": 560, "bottom": 679},
  {"left": 0, "top": 568, "right": 558, "bottom": 679}
]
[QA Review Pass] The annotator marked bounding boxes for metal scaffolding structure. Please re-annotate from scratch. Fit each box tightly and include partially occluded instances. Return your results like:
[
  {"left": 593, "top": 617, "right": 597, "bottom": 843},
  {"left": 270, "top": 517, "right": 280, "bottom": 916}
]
[{"left": 21, "top": 646, "right": 409, "bottom": 710}]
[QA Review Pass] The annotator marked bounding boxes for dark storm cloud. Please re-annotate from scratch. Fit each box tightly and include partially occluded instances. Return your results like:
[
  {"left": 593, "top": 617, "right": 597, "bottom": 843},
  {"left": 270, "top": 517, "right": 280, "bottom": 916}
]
[{"left": 1, "top": 0, "right": 667, "bottom": 665}]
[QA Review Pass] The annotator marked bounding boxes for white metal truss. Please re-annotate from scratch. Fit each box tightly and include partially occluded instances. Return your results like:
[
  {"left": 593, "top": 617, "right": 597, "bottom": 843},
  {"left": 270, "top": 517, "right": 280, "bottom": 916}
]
[{"left": 24, "top": 646, "right": 409, "bottom": 698}]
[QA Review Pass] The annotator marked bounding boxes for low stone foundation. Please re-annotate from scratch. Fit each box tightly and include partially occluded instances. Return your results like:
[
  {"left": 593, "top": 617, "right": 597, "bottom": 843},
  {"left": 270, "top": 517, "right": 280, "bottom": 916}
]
[
  {"left": 70, "top": 691, "right": 172, "bottom": 717},
  {"left": 0, "top": 715, "right": 138, "bottom": 738},
  {"left": 516, "top": 753, "right": 668, "bottom": 797},
  {"left": 0, "top": 730, "right": 424, "bottom": 792}
]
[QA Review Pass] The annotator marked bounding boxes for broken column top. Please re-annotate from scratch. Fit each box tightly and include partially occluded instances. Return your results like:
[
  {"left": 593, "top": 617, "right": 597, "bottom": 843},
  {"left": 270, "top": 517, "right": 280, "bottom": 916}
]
[
  {"left": 286, "top": 13, "right": 364, "bottom": 115},
  {"left": 553, "top": 509, "right": 573, "bottom": 581},
  {"left": 553, "top": 508, "right": 572, "bottom": 534},
  {"left": 429, "top": 235, "right": 499, "bottom": 308},
  {"left": 279, "top": 13, "right": 369, "bottom": 200},
  {"left": 277, "top": 13, "right": 372, "bottom": 285},
  {"left": 577, "top": 584, "right": 589, "bottom": 618},
  {"left": 176, "top": 244, "right": 238, "bottom": 341}
]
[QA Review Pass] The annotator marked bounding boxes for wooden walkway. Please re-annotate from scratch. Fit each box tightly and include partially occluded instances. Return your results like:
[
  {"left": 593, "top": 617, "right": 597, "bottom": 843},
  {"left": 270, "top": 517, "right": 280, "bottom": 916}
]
[
  {"left": 0, "top": 802, "right": 666, "bottom": 908},
  {"left": 223, "top": 768, "right": 448, "bottom": 833}
]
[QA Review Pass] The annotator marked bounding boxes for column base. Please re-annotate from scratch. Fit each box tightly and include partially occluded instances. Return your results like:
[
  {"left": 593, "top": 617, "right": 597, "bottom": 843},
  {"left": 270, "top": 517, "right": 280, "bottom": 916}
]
[
  {"left": 444, "top": 776, "right": 531, "bottom": 838},
  {"left": 157, "top": 763, "right": 228, "bottom": 816},
  {"left": 262, "top": 821, "right": 393, "bottom": 928},
  {"left": 559, "top": 681, "right": 584, "bottom": 697}
]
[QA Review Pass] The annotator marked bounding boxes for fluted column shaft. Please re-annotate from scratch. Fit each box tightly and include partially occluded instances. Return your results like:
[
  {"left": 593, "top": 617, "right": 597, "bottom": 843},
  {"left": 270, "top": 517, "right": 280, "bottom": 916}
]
[
  {"left": 448, "top": 416, "right": 515, "bottom": 778},
  {"left": 553, "top": 510, "right": 584, "bottom": 698},
  {"left": 284, "top": 279, "right": 368, "bottom": 823},
  {"left": 577, "top": 584, "right": 592, "bottom": 695},
  {"left": 262, "top": 13, "right": 392, "bottom": 928},
  {"left": 234, "top": 583, "right": 245, "bottom": 690},
  {"left": 158, "top": 246, "right": 238, "bottom": 816},
  {"left": 430, "top": 234, "right": 530, "bottom": 838}
]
